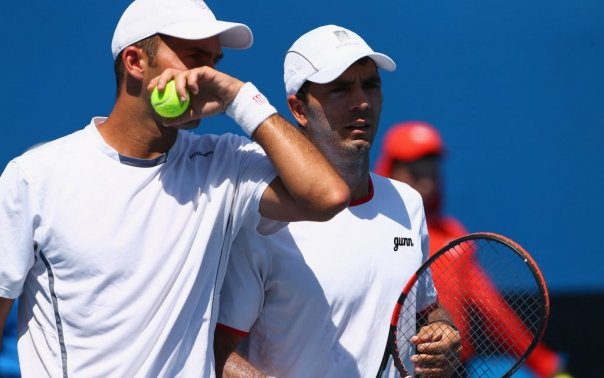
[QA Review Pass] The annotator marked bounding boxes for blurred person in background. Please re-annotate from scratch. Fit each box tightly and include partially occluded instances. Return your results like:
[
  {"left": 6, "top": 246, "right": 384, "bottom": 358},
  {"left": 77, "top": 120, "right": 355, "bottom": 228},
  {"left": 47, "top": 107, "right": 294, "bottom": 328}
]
[{"left": 374, "top": 121, "right": 569, "bottom": 378}]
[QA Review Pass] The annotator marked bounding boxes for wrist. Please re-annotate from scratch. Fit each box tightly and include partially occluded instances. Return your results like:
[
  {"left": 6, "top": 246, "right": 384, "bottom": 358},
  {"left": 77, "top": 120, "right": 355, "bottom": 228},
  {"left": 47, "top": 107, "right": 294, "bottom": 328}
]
[
  {"left": 225, "top": 82, "right": 277, "bottom": 136},
  {"left": 427, "top": 319, "right": 459, "bottom": 332}
]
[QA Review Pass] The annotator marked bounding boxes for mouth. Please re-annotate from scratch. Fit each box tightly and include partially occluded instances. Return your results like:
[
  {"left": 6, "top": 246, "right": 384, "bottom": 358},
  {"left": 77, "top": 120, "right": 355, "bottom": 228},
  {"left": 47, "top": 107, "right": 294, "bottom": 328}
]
[{"left": 346, "top": 122, "right": 371, "bottom": 134}]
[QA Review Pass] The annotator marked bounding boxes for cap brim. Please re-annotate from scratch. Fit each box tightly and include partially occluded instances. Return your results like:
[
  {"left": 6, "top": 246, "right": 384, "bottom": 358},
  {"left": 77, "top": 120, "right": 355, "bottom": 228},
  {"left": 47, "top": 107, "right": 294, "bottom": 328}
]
[
  {"left": 307, "top": 51, "right": 396, "bottom": 84},
  {"left": 160, "top": 20, "right": 253, "bottom": 49}
]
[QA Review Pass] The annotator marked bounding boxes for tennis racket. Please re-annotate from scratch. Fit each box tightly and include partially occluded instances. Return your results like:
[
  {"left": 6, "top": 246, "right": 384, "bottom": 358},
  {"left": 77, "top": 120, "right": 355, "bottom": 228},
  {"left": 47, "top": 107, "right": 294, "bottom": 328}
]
[{"left": 376, "top": 232, "right": 550, "bottom": 377}]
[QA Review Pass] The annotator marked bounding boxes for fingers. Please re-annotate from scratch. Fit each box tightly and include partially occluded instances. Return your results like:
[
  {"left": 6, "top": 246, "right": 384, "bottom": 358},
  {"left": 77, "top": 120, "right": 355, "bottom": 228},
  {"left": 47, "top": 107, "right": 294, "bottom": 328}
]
[
  {"left": 411, "top": 351, "right": 458, "bottom": 377},
  {"left": 410, "top": 324, "right": 462, "bottom": 377},
  {"left": 147, "top": 68, "right": 201, "bottom": 103},
  {"left": 147, "top": 67, "right": 244, "bottom": 125}
]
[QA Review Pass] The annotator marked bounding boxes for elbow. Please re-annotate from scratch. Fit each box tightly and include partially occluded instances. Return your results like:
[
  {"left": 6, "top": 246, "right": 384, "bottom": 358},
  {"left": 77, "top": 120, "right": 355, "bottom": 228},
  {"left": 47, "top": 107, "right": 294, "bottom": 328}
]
[{"left": 307, "top": 185, "right": 351, "bottom": 222}]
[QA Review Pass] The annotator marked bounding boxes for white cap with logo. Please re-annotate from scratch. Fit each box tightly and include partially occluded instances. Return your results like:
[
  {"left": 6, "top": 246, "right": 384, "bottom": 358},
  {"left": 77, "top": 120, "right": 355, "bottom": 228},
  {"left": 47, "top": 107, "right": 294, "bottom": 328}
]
[
  {"left": 111, "top": 0, "right": 253, "bottom": 59},
  {"left": 283, "top": 24, "right": 396, "bottom": 96}
]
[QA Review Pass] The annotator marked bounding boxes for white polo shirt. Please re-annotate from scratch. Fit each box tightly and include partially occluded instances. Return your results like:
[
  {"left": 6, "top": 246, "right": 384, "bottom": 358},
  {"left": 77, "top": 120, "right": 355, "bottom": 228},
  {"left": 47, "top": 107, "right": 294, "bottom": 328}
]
[
  {"left": 218, "top": 174, "right": 437, "bottom": 377},
  {"left": 0, "top": 118, "right": 277, "bottom": 377}
]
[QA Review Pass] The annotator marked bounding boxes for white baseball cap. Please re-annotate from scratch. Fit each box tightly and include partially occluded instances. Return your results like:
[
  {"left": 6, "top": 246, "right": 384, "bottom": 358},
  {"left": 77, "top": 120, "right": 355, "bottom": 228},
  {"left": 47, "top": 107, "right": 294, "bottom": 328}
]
[
  {"left": 284, "top": 25, "right": 396, "bottom": 96},
  {"left": 111, "top": 0, "right": 253, "bottom": 59}
]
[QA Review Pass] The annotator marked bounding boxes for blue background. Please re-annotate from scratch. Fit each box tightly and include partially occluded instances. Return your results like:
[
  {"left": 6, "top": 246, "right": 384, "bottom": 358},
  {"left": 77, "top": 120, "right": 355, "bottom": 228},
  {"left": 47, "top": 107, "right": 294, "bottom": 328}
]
[{"left": 0, "top": 0, "right": 602, "bottom": 295}]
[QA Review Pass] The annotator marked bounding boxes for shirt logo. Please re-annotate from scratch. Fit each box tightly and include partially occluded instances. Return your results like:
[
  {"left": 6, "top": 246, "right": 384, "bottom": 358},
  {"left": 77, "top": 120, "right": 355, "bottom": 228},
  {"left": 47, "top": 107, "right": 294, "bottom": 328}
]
[
  {"left": 189, "top": 151, "right": 214, "bottom": 159},
  {"left": 393, "top": 237, "right": 414, "bottom": 251}
]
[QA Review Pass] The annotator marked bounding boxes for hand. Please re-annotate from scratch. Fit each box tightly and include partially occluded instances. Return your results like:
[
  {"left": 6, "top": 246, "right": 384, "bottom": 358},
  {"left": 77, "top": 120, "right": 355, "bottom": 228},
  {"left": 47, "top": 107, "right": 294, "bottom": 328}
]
[
  {"left": 410, "top": 321, "right": 462, "bottom": 377},
  {"left": 147, "top": 67, "right": 244, "bottom": 126}
]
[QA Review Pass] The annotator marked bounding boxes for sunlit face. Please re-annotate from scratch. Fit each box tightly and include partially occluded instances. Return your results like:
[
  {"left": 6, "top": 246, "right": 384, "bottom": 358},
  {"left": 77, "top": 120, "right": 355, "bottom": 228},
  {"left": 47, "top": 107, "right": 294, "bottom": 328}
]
[
  {"left": 153, "top": 34, "right": 223, "bottom": 71},
  {"left": 300, "top": 59, "right": 383, "bottom": 159},
  {"left": 390, "top": 156, "right": 443, "bottom": 216},
  {"left": 145, "top": 35, "right": 223, "bottom": 129}
]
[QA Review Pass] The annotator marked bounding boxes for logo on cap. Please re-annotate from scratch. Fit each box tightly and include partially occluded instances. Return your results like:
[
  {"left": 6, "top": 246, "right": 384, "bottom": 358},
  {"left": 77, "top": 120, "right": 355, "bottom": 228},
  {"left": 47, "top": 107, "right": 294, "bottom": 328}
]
[
  {"left": 190, "top": 0, "right": 209, "bottom": 10},
  {"left": 333, "top": 30, "right": 350, "bottom": 42}
]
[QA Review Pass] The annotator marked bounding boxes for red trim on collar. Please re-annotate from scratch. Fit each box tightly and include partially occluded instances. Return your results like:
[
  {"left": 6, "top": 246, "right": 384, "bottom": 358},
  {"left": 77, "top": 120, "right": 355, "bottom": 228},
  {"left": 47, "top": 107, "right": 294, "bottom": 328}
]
[
  {"left": 216, "top": 323, "right": 249, "bottom": 337},
  {"left": 349, "top": 176, "right": 374, "bottom": 207}
]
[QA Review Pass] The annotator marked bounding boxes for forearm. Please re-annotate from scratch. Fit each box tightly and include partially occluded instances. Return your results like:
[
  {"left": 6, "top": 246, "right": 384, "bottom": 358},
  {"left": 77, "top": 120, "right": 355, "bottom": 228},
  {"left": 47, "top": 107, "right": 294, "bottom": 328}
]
[
  {"left": 0, "top": 297, "right": 15, "bottom": 348},
  {"left": 223, "top": 351, "right": 265, "bottom": 378},
  {"left": 253, "top": 114, "right": 350, "bottom": 221}
]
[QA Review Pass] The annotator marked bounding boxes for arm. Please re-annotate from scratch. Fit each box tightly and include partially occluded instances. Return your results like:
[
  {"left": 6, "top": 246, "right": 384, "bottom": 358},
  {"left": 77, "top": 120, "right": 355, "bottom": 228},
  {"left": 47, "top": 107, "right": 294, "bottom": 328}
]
[
  {"left": 0, "top": 297, "right": 15, "bottom": 348},
  {"left": 253, "top": 114, "right": 349, "bottom": 221},
  {"left": 214, "top": 326, "right": 265, "bottom": 378},
  {"left": 148, "top": 68, "right": 350, "bottom": 222}
]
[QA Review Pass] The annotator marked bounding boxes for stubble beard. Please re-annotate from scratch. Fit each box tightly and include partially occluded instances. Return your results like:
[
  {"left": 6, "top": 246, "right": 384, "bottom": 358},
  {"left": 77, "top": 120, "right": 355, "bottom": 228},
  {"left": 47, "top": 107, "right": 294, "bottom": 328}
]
[{"left": 306, "top": 116, "right": 371, "bottom": 185}]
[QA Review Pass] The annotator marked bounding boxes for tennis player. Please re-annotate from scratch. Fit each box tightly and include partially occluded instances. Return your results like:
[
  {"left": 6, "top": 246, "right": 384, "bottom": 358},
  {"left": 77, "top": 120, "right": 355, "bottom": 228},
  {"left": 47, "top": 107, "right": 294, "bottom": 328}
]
[
  {"left": 0, "top": 1, "right": 350, "bottom": 376},
  {"left": 215, "top": 25, "right": 461, "bottom": 377}
]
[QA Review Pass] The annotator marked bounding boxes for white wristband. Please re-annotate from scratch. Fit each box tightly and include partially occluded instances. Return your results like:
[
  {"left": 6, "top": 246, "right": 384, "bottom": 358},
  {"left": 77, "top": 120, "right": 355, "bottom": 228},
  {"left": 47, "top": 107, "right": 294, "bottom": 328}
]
[{"left": 225, "top": 82, "right": 277, "bottom": 136}]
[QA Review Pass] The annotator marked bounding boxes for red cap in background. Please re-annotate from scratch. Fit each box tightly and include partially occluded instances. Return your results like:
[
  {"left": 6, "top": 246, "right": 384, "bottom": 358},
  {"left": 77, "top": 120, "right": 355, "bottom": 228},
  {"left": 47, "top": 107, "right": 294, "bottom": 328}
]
[{"left": 374, "top": 121, "right": 444, "bottom": 177}]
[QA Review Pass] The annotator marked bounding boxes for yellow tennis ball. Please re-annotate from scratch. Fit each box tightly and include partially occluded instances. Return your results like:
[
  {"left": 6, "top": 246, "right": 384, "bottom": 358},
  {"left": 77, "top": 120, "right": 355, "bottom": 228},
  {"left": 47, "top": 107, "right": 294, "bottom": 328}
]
[{"left": 150, "top": 80, "right": 190, "bottom": 118}]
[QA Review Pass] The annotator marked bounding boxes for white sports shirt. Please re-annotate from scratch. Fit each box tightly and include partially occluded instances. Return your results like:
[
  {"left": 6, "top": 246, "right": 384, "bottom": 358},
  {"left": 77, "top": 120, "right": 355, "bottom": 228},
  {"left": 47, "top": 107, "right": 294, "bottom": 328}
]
[
  {"left": 218, "top": 173, "right": 437, "bottom": 377},
  {"left": 0, "top": 118, "right": 278, "bottom": 377}
]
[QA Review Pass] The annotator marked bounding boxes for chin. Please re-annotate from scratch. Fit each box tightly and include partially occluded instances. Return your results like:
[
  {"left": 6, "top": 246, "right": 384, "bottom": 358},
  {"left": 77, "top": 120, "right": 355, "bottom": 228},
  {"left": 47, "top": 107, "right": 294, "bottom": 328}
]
[
  {"left": 346, "top": 142, "right": 372, "bottom": 155},
  {"left": 168, "top": 119, "right": 202, "bottom": 130},
  {"left": 352, "top": 138, "right": 372, "bottom": 149}
]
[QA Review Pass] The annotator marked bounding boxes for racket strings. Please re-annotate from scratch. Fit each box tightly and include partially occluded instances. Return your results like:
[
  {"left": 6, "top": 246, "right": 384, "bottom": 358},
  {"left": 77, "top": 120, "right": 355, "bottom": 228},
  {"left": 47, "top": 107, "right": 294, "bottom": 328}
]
[{"left": 394, "top": 238, "right": 546, "bottom": 377}]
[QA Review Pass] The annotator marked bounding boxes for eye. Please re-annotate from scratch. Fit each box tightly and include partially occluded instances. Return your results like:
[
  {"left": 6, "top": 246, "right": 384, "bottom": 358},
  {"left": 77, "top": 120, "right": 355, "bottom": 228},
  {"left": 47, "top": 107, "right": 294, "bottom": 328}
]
[
  {"left": 364, "top": 80, "right": 381, "bottom": 90},
  {"left": 330, "top": 85, "right": 350, "bottom": 93},
  {"left": 213, "top": 54, "right": 224, "bottom": 66}
]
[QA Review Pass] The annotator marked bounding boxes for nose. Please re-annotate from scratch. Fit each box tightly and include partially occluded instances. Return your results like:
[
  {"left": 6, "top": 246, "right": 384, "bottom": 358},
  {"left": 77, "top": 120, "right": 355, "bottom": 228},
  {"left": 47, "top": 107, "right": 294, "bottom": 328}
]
[{"left": 350, "top": 86, "right": 371, "bottom": 113}]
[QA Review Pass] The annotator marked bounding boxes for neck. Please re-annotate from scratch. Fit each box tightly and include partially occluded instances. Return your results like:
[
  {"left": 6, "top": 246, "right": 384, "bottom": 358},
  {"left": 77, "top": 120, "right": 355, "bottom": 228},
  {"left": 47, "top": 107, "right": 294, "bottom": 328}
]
[
  {"left": 97, "top": 98, "right": 178, "bottom": 159},
  {"left": 328, "top": 153, "right": 371, "bottom": 201}
]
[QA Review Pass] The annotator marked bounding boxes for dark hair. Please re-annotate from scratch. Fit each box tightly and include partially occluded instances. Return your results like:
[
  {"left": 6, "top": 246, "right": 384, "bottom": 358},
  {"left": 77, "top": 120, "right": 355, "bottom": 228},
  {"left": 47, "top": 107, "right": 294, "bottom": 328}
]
[
  {"left": 294, "top": 81, "right": 311, "bottom": 104},
  {"left": 113, "top": 34, "right": 162, "bottom": 97}
]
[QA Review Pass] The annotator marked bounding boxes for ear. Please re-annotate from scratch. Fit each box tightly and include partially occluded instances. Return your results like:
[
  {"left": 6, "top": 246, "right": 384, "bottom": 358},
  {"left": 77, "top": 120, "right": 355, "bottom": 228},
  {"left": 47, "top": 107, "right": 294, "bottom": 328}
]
[
  {"left": 287, "top": 95, "right": 309, "bottom": 129},
  {"left": 121, "top": 46, "right": 146, "bottom": 81}
]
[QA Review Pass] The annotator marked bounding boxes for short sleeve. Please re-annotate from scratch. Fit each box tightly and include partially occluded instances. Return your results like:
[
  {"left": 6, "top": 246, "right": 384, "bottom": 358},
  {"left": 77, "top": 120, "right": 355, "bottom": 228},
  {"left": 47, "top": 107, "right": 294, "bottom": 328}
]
[
  {"left": 227, "top": 138, "right": 281, "bottom": 235},
  {"left": 218, "top": 227, "right": 270, "bottom": 332},
  {"left": 0, "top": 161, "right": 37, "bottom": 299},
  {"left": 417, "top": 211, "right": 438, "bottom": 311}
]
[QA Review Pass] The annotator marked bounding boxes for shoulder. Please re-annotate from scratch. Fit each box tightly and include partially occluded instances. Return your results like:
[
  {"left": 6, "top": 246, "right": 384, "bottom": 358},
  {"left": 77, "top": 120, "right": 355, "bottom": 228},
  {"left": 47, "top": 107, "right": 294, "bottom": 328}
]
[
  {"left": 12, "top": 128, "right": 88, "bottom": 169},
  {"left": 370, "top": 172, "right": 423, "bottom": 205},
  {"left": 177, "top": 131, "right": 268, "bottom": 167},
  {"left": 178, "top": 131, "right": 266, "bottom": 158}
]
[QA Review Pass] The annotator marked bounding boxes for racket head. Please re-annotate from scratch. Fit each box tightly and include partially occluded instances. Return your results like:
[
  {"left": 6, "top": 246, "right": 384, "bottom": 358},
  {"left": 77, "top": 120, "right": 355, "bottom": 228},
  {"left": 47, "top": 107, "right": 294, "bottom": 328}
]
[{"left": 384, "top": 232, "right": 550, "bottom": 377}]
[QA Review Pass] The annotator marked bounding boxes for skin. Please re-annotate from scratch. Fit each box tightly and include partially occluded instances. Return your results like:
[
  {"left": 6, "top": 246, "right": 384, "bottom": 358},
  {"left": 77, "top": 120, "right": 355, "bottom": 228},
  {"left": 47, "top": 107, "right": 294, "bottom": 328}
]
[
  {"left": 0, "top": 298, "right": 13, "bottom": 350},
  {"left": 215, "top": 59, "right": 461, "bottom": 377},
  {"left": 288, "top": 59, "right": 382, "bottom": 201},
  {"left": 214, "top": 328, "right": 262, "bottom": 378}
]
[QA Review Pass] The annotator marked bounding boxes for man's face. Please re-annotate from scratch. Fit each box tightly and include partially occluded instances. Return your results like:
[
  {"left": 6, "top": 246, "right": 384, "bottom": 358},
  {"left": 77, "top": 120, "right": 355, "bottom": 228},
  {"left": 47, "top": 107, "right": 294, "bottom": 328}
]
[
  {"left": 390, "top": 156, "right": 443, "bottom": 217},
  {"left": 153, "top": 34, "right": 223, "bottom": 72},
  {"left": 146, "top": 35, "right": 223, "bottom": 128},
  {"left": 300, "top": 59, "right": 383, "bottom": 158}
]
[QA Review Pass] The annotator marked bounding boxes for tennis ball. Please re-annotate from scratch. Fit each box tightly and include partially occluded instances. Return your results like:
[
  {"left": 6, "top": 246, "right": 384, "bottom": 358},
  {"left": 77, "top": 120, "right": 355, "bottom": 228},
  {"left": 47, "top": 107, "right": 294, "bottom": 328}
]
[{"left": 150, "top": 80, "right": 190, "bottom": 118}]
